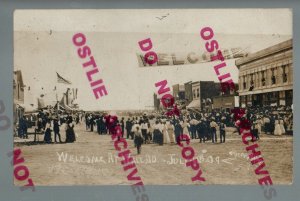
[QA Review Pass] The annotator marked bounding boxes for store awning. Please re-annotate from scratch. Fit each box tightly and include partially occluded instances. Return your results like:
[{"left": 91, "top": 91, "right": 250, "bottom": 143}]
[{"left": 186, "top": 99, "right": 200, "bottom": 109}]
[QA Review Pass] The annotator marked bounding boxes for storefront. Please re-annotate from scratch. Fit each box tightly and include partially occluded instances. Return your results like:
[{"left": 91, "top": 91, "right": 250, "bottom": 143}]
[{"left": 236, "top": 39, "right": 293, "bottom": 107}]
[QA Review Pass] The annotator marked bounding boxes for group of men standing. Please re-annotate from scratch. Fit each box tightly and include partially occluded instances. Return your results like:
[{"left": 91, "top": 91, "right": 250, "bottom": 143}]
[{"left": 189, "top": 116, "right": 227, "bottom": 143}]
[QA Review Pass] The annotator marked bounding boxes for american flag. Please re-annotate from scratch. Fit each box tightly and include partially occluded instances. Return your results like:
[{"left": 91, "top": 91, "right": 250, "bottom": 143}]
[{"left": 56, "top": 72, "right": 72, "bottom": 84}]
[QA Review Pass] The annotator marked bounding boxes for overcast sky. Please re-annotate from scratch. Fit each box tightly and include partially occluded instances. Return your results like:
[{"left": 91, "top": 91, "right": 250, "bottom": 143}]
[{"left": 14, "top": 9, "right": 292, "bottom": 110}]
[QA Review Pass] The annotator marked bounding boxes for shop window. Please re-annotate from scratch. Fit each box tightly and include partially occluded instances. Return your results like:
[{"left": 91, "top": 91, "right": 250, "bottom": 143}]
[
  {"left": 283, "top": 73, "right": 288, "bottom": 83},
  {"left": 249, "top": 80, "right": 254, "bottom": 91},
  {"left": 271, "top": 69, "right": 276, "bottom": 84},
  {"left": 261, "top": 71, "right": 265, "bottom": 86},
  {"left": 271, "top": 76, "right": 276, "bottom": 84},
  {"left": 282, "top": 65, "right": 288, "bottom": 83},
  {"left": 262, "top": 78, "right": 266, "bottom": 86}
]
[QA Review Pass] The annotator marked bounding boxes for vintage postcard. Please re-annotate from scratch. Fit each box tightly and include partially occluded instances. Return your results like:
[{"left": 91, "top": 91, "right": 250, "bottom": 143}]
[{"left": 13, "top": 9, "right": 292, "bottom": 193}]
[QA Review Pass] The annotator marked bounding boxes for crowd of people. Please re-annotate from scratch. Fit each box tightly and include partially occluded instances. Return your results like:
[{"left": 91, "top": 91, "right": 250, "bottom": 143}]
[
  {"left": 15, "top": 105, "right": 293, "bottom": 151},
  {"left": 16, "top": 110, "right": 81, "bottom": 143},
  {"left": 81, "top": 105, "right": 293, "bottom": 154}
]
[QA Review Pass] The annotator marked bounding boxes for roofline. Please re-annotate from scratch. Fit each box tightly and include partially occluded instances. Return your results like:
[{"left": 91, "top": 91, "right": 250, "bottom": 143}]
[{"left": 235, "top": 39, "right": 292, "bottom": 67}]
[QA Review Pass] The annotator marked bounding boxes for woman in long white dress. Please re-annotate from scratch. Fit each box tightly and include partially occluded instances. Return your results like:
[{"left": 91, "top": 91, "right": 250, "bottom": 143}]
[
  {"left": 256, "top": 118, "right": 263, "bottom": 135},
  {"left": 162, "top": 122, "right": 170, "bottom": 144},
  {"left": 147, "top": 122, "right": 154, "bottom": 143},
  {"left": 274, "top": 120, "right": 282, "bottom": 136},
  {"left": 181, "top": 120, "right": 190, "bottom": 139},
  {"left": 216, "top": 122, "right": 220, "bottom": 140},
  {"left": 166, "top": 121, "right": 175, "bottom": 143},
  {"left": 279, "top": 119, "right": 286, "bottom": 135}
]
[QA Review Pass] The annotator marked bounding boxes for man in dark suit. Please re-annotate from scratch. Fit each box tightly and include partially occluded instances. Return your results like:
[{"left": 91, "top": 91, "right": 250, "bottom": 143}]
[
  {"left": 121, "top": 117, "right": 125, "bottom": 138},
  {"left": 174, "top": 120, "right": 182, "bottom": 145},
  {"left": 219, "top": 120, "right": 226, "bottom": 143},
  {"left": 99, "top": 115, "right": 106, "bottom": 134},
  {"left": 53, "top": 118, "right": 62, "bottom": 143},
  {"left": 190, "top": 119, "right": 197, "bottom": 139},
  {"left": 90, "top": 115, "right": 95, "bottom": 132},
  {"left": 96, "top": 117, "right": 101, "bottom": 134},
  {"left": 197, "top": 120, "right": 206, "bottom": 143},
  {"left": 85, "top": 113, "right": 90, "bottom": 130},
  {"left": 125, "top": 118, "right": 133, "bottom": 139}
]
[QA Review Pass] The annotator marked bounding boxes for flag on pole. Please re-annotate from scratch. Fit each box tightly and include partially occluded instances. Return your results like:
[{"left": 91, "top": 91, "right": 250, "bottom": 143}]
[{"left": 56, "top": 72, "right": 72, "bottom": 84}]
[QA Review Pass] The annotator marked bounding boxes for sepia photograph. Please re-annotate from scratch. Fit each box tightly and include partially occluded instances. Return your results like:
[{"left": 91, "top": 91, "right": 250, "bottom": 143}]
[{"left": 13, "top": 9, "right": 293, "bottom": 187}]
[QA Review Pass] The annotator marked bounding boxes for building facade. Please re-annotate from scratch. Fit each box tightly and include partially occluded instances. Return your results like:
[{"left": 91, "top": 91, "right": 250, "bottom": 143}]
[
  {"left": 153, "top": 93, "right": 160, "bottom": 110},
  {"left": 184, "top": 81, "right": 193, "bottom": 104},
  {"left": 172, "top": 84, "right": 185, "bottom": 100},
  {"left": 13, "top": 71, "right": 26, "bottom": 124},
  {"left": 187, "top": 81, "right": 201, "bottom": 110},
  {"left": 213, "top": 95, "right": 239, "bottom": 111},
  {"left": 154, "top": 80, "right": 238, "bottom": 112},
  {"left": 187, "top": 81, "right": 221, "bottom": 111},
  {"left": 236, "top": 39, "right": 293, "bottom": 107},
  {"left": 13, "top": 70, "right": 25, "bottom": 104}
]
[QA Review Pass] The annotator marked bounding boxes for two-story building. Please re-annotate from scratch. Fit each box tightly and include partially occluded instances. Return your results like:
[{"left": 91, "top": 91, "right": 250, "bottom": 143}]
[{"left": 236, "top": 39, "right": 293, "bottom": 107}]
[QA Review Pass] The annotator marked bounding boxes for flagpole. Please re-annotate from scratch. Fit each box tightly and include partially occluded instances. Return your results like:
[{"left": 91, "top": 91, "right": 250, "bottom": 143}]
[
  {"left": 56, "top": 72, "right": 72, "bottom": 114},
  {"left": 56, "top": 88, "right": 59, "bottom": 117},
  {"left": 56, "top": 82, "right": 64, "bottom": 117}
]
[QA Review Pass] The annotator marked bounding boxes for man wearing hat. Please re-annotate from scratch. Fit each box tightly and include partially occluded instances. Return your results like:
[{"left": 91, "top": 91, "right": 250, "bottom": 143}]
[
  {"left": 126, "top": 118, "right": 133, "bottom": 139},
  {"left": 174, "top": 119, "right": 182, "bottom": 144},
  {"left": 210, "top": 117, "right": 218, "bottom": 143},
  {"left": 197, "top": 120, "right": 206, "bottom": 143},
  {"left": 53, "top": 117, "right": 62, "bottom": 143},
  {"left": 219, "top": 120, "right": 226, "bottom": 143}
]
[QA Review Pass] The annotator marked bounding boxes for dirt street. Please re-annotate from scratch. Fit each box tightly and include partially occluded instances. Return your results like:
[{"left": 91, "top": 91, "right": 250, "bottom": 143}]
[{"left": 14, "top": 123, "right": 293, "bottom": 186}]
